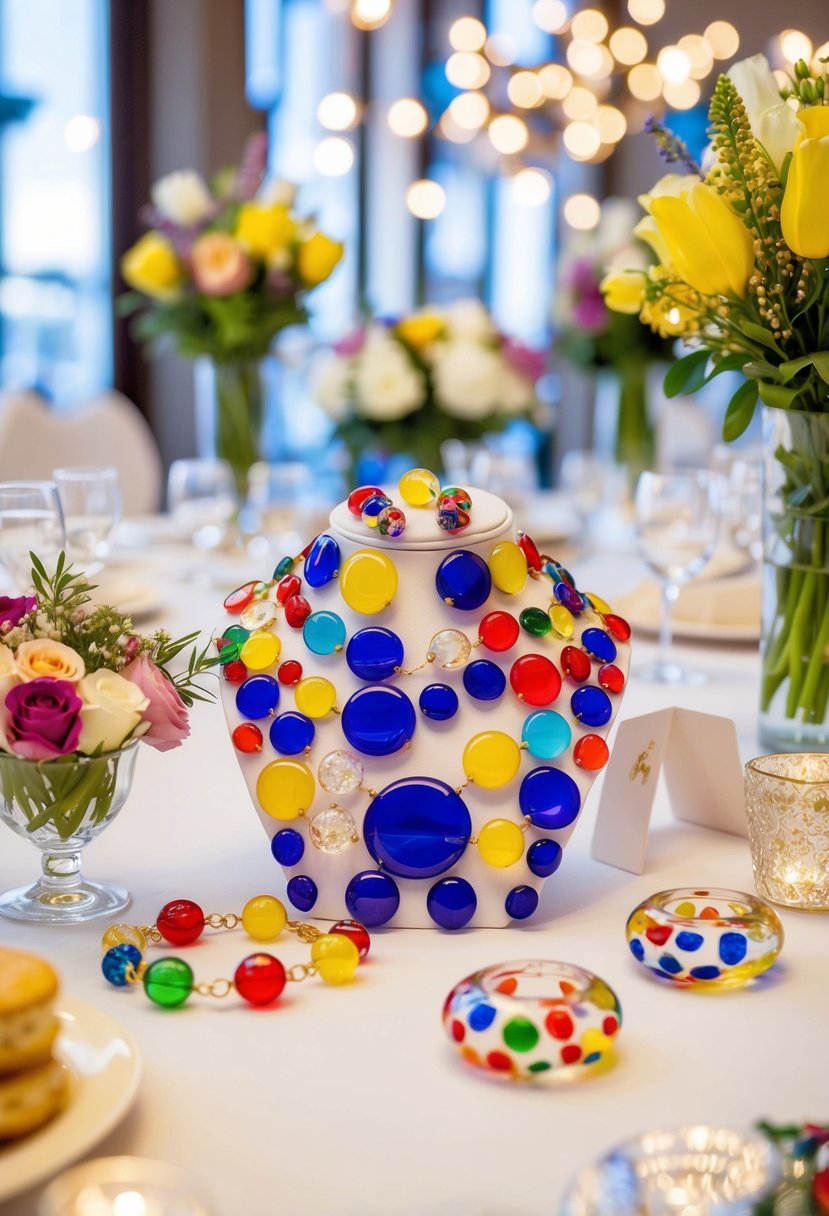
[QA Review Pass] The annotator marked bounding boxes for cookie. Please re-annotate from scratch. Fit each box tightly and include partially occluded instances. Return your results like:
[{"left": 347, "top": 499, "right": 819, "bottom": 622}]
[
  {"left": 0, "top": 947, "right": 60, "bottom": 1076},
  {"left": 0, "top": 1057, "right": 68, "bottom": 1141}
]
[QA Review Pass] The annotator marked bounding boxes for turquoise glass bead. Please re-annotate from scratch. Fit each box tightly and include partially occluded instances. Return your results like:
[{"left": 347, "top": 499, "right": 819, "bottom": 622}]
[
  {"left": 142, "top": 958, "right": 194, "bottom": 1008},
  {"left": 223, "top": 624, "right": 250, "bottom": 645},
  {"left": 521, "top": 710, "right": 572, "bottom": 760},
  {"left": 303, "top": 610, "right": 347, "bottom": 655}
]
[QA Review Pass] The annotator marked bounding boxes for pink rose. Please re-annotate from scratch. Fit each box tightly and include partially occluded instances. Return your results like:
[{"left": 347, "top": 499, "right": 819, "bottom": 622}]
[
  {"left": 190, "top": 232, "right": 252, "bottom": 296},
  {"left": 121, "top": 655, "right": 190, "bottom": 752},
  {"left": 5, "top": 678, "right": 83, "bottom": 760}
]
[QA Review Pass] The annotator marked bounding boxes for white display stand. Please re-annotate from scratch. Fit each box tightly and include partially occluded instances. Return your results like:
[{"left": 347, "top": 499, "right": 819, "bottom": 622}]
[{"left": 221, "top": 487, "right": 631, "bottom": 926}]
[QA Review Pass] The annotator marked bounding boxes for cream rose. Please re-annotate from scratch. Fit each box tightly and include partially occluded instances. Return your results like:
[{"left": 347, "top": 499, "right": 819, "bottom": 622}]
[
  {"left": 151, "top": 170, "right": 214, "bottom": 227},
  {"left": 15, "top": 640, "right": 85, "bottom": 684},
  {"left": 0, "top": 645, "right": 20, "bottom": 751},
  {"left": 76, "top": 669, "right": 150, "bottom": 755}
]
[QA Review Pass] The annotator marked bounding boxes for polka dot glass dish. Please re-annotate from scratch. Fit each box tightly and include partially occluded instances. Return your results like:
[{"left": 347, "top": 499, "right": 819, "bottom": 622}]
[
  {"left": 443, "top": 960, "right": 622, "bottom": 1082},
  {"left": 625, "top": 887, "right": 784, "bottom": 989}
]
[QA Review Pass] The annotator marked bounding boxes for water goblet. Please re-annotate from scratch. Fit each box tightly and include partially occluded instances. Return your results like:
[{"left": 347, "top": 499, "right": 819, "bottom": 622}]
[
  {"left": 0, "top": 480, "right": 66, "bottom": 590},
  {"left": 53, "top": 465, "right": 122, "bottom": 574},
  {"left": 167, "top": 458, "right": 236, "bottom": 551}
]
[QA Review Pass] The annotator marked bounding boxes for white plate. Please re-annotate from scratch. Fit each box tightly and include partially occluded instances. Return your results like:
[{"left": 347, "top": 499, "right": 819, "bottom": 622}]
[
  {"left": 90, "top": 574, "right": 164, "bottom": 622},
  {"left": 0, "top": 996, "right": 142, "bottom": 1202},
  {"left": 614, "top": 578, "right": 761, "bottom": 643}
]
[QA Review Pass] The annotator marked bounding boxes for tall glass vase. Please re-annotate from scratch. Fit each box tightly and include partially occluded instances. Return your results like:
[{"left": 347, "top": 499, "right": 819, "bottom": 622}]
[
  {"left": 195, "top": 357, "right": 267, "bottom": 499},
  {"left": 614, "top": 358, "right": 654, "bottom": 488},
  {"left": 760, "top": 406, "right": 829, "bottom": 750}
]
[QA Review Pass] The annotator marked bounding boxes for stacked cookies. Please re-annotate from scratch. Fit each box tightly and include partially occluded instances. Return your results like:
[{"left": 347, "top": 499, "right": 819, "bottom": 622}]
[{"left": 0, "top": 946, "right": 68, "bottom": 1141}]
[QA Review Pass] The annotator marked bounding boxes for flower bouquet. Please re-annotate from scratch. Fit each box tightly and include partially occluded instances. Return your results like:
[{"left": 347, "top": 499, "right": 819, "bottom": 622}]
[
  {"left": 312, "top": 298, "right": 545, "bottom": 476},
  {"left": 120, "top": 133, "right": 344, "bottom": 496},
  {"left": 602, "top": 53, "right": 829, "bottom": 749},
  {"left": 0, "top": 553, "right": 215, "bottom": 921}
]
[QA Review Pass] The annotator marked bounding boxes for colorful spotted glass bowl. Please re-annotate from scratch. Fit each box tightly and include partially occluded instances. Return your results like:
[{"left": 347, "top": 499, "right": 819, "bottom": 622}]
[
  {"left": 443, "top": 960, "right": 622, "bottom": 1081},
  {"left": 625, "top": 887, "right": 784, "bottom": 989}
]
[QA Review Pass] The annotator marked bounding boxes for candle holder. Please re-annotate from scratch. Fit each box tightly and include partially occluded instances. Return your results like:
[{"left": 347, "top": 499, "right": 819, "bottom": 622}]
[
  {"left": 38, "top": 1156, "right": 214, "bottom": 1216},
  {"left": 744, "top": 753, "right": 829, "bottom": 912}
]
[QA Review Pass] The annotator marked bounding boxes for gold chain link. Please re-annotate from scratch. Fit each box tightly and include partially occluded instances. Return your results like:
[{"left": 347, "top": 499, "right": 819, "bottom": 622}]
[
  {"left": 287, "top": 920, "right": 323, "bottom": 943},
  {"left": 203, "top": 912, "right": 241, "bottom": 930},
  {"left": 286, "top": 963, "right": 317, "bottom": 983},
  {"left": 194, "top": 977, "right": 233, "bottom": 998}
]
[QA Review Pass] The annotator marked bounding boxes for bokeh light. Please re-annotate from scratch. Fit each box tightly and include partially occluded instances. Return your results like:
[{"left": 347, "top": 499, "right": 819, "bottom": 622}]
[
  {"left": 405, "top": 179, "right": 446, "bottom": 219},
  {"left": 627, "top": 63, "right": 662, "bottom": 100},
  {"left": 570, "top": 9, "right": 608, "bottom": 44},
  {"left": 314, "top": 137, "right": 355, "bottom": 176},
  {"left": 609, "top": 27, "right": 648, "bottom": 66},
  {"left": 448, "top": 91, "right": 490, "bottom": 130},
  {"left": 594, "top": 104, "right": 627, "bottom": 143},
  {"left": 563, "top": 121, "right": 601, "bottom": 160},
  {"left": 351, "top": 0, "right": 392, "bottom": 30},
  {"left": 64, "top": 115, "right": 99, "bottom": 152},
  {"left": 448, "top": 16, "right": 487, "bottom": 52},
  {"left": 567, "top": 39, "right": 605, "bottom": 77},
  {"left": 488, "top": 114, "right": 529, "bottom": 154},
  {"left": 657, "top": 46, "right": 691, "bottom": 86},
  {"left": 484, "top": 33, "right": 517, "bottom": 66},
  {"left": 780, "top": 30, "right": 813, "bottom": 65},
  {"left": 387, "top": 98, "right": 428, "bottom": 137},
  {"left": 704, "top": 21, "right": 739, "bottom": 59},
  {"left": 663, "top": 78, "right": 701, "bottom": 110},
  {"left": 531, "top": 0, "right": 568, "bottom": 34},
  {"left": 563, "top": 193, "right": 601, "bottom": 229},
  {"left": 627, "top": 0, "right": 664, "bottom": 26},
  {"left": 508, "top": 71, "right": 544, "bottom": 108},
  {"left": 446, "top": 52, "right": 491, "bottom": 89},
  {"left": 539, "top": 63, "right": 573, "bottom": 99},
  {"left": 317, "top": 92, "right": 358, "bottom": 131},
  {"left": 512, "top": 168, "right": 552, "bottom": 207},
  {"left": 563, "top": 87, "right": 598, "bottom": 120}
]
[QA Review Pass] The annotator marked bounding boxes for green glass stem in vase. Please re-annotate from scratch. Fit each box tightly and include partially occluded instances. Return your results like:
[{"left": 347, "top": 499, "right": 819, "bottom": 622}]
[
  {"left": 614, "top": 359, "right": 654, "bottom": 489},
  {"left": 202, "top": 357, "right": 266, "bottom": 500},
  {"left": 760, "top": 406, "right": 829, "bottom": 751}
]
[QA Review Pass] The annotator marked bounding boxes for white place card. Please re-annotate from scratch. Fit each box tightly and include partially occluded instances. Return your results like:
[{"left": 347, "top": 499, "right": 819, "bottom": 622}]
[{"left": 590, "top": 707, "right": 747, "bottom": 874}]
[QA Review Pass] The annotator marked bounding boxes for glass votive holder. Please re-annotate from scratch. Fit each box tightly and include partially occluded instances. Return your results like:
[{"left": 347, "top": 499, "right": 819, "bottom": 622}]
[
  {"left": 38, "top": 1156, "right": 214, "bottom": 1216},
  {"left": 744, "top": 753, "right": 829, "bottom": 911},
  {"left": 561, "top": 1124, "right": 781, "bottom": 1215}
]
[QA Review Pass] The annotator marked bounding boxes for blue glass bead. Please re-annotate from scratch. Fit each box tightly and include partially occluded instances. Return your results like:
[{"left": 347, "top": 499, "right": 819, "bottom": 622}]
[
  {"left": 519, "top": 767, "right": 581, "bottom": 830},
  {"left": 436, "top": 500, "right": 460, "bottom": 532},
  {"left": 580, "top": 627, "right": 617, "bottom": 664},
  {"left": 303, "top": 610, "right": 347, "bottom": 655},
  {"left": 629, "top": 938, "right": 645, "bottom": 962},
  {"left": 690, "top": 965, "right": 721, "bottom": 981},
  {"left": 346, "top": 627, "right": 404, "bottom": 681},
  {"left": 363, "top": 776, "right": 471, "bottom": 879},
  {"left": 719, "top": 932, "right": 748, "bottom": 965},
  {"left": 271, "top": 828, "right": 305, "bottom": 867},
  {"left": 462, "top": 659, "right": 506, "bottom": 701},
  {"left": 341, "top": 685, "right": 416, "bottom": 756},
  {"left": 571, "top": 685, "right": 612, "bottom": 727},
  {"left": 269, "top": 712, "right": 315, "bottom": 756},
  {"left": 658, "top": 954, "right": 684, "bottom": 975},
  {"left": 544, "top": 562, "right": 563, "bottom": 584},
  {"left": 435, "top": 550, "right": 492, "bottom": 611},
  {"left": 521, "top": 710, "right": 571, "bottom": 759},
  {"left": 102, "top": 944, "right": 142, "bottom": 987},
  {"left": 468, "top": 1002, "right": 497, "bottom": 1031},
  {"left": 427, "top": 877, "right": 477, "bottom": 930},
  {"left": 361, "top": 493, "right": 393, "bottom": 527},
  {"left": 235, "top": 674, "right": 280, "bottom": 719},
  {"left": 505, "top": 885, "right": 539, "bottom": 920},
  {"left": 526, "top": 838, "right": 563, "bottom": 878},
  {"left": 344, "top": 870, "right": 400, "bottom": 927},
  {"left": 553, "top": 581, "right": 584, "bottom": 614},
  {"left": 304, "top": 533, "right": 341, "bottom": 588},
  {"left": 286, "top": 874, "right": 318, "bottom": 911},
  {"left": 419, "top": 683, "right": 459, "bottom": 721},
  {"left": 676, "top": 931, "right": 704, "bottom": 952}
]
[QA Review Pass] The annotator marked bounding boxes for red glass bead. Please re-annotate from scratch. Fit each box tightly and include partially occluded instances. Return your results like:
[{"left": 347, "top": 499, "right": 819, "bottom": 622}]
[
  {"left": 560, "top": 645, "right": 591, "bottom": 683},
  {"left": 157, "top": 899, "right": 205, "bottom": 946},
  {"left": 598, "top": 663, "right": 625, "bottom": 693},
  {"left": 232, "top": 722, "right": 263, "bottom": 754},
  {"left": 348, "top": 485, "right": 384, "bottom": 517},
  {"left": 330, "top": 919, "right": 371, "bottom": 960},
  {"left": 234, "top": 953, "right": 286, "bottom": 1006},
  {"left": 284, "top": 595, "right": 311, "bottom": 628},
  {"left": 516, "top": 530, "right": 542, "bottom": 572},
  {"left": 573, "top": 734, "right": 609, "bottom": 770},
  {"left": 222, "top": 660, "right": 248, "bottom": 684},
  {"left": 604, "top": 613, "right": 632, "bottom": 642},
  {"left": 299, "top": 536, "right": 317, "bottom": 559},
  {"left": 509, "top": 654, "right": 562, "bottom": 706},
  {"left": 277, "top": 660, "right": 303, "bottom": 686},
  {"left": 478, "top": 610, "right": 519, "bottom": 652},
  {"left": 223, "top": 582, "right": 256, "bottom": 614},
  {"left": 276, "top": 574, "right": 301, "bottom": 604}
]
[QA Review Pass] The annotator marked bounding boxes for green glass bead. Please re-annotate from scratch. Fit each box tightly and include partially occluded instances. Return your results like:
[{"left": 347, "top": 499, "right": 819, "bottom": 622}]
[
  {"left": 274, "top": 557, "right": 295, "bottom": 579},
  {"left": 502, "top": 1016, "right": 540, "bottom": 1052},
  {"left": 519, "top": 607, "right": 552, "bottom": 637},
  {"left": 143, "top": 958, "right": 194, "bottom": 1008},
  {"left": 218, "top": 641, "right": 243, "bottom": 665},
  {"left": 223, "top": 625, "right": 250, "bottom": 645}
]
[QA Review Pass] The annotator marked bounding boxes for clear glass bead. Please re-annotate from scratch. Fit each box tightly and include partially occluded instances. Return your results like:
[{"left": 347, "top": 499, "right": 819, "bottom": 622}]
[
  {"left": 309, "top": 806, "right": 358, "bottom": 854},
  {"left": 429, "top": 629, "right": 471, "bottom": 670},
  {"left": 240, "top": 599, "right": 278, "bottom": 630},
  {"left": 318, "top": 749, "right": 364, "bottom": 794}
]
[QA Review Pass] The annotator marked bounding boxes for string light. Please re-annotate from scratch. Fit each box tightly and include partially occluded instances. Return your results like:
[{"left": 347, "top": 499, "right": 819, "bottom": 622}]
[
  {"left": 387, "top": 98, "right": 428, "bottom": 137},
  {"left": 663, "top": 78, "right": 701, "bottom": 110},
  {"left": 657, "top": 46, "right": 691, "bottom": 86},
  {"left": 351, "top": 0, "right": 392, "bottom": 30},
  {"left": 314, "top": 137, "right": 354, "bottom": 176},
  {"left": 627, "top": 0, "right": 664, "bottom": 26},
  {"left": 448, "top": 92, "right": 490, "bottom": 130},
  {"left": 448, "top": 16, "right": 487, "bottom": 53},
  {"left": 570, "top": 9, "right": 608, "bottom": 44},
  {"left": 678, "top": 34, "right": 714, "bottom": 80},
  {"left": 439, "top": 112, "right": 478, "bottom": 144},
  {"left": 562, "top": 87, "right": 598, "bottom": 120},
  {"left": 512, "top": 168, "right": 552, "bottom": 207},
  {"left": 488, "top": 114, "right": 529, "bottom": 154},
  {"left": 704, "top": 21, "right": 739, "bottom": 59},
  {"left": 446, "top": 52, "right": 491, "bottom": 89},
  {"left": 563, "top": 194, "right": 601, "bottom": 230},
  {"left": 566, "top": 40, "right": 605, "bottom": 77},
  {"left": 317, "top": 92, "right": 359, "bottom": 131},
  {"left": 539, "top": 64, "right": 573, "bottom": 99},
  {"left": 484, "top": 33, "right": 517, "bottom": 66},
  {"left": 531, "top": 0, "right": 568, "bottom": 35},
  {"left": 562, "top": 121, "right": 601, "bottom": 160},
  {"left": 609, "top": 27, "right": 648, "bottom": 66},
  {"left": 628, "top": 63, "right": 662, "bottom": 100},
  {"left": 405, "top": 179, "right": 445, "bottom": 219},
  {"left": 508, "top": 71, "right": 545, "bottom": 109},
  {"left": 780, "top": 30, "right": 813, "bottom": 64},
  {"left": 594, "top": 104, "right": 627, "bottom": 143}
]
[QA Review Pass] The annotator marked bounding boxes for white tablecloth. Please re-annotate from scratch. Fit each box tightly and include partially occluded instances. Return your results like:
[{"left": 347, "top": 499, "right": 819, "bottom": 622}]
[{"left": 1, "top": 536, "right": 824, "bottom": 1216}]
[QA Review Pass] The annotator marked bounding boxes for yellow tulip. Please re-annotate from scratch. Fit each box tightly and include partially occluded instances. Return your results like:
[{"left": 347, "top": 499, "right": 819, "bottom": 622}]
[
  {"left": 640, "top": 280, "right": 701, "bottom": 338},
  {"left": 599, "top": 267, "right": 647, "bottom": 315},
  {"left": 633, "top": 214, "right": 672, "bottom": 268},
  {"left": 649, "top": 181, "right": 754, "bottom": 297},
  {"left": 297, "top": 232, "right": 344, "bottom": 286},
  {"left": 235, "top": 203, "right": 297, "bottom": 260},
  {"left": 395, "top": 313, "right": 445, "bottom": 349},
  {"left": 781, "top": 106, "right": 829, "bottom": 259},
  {"left": 120, "top": 232, "right": 183, "bottom": 299}
]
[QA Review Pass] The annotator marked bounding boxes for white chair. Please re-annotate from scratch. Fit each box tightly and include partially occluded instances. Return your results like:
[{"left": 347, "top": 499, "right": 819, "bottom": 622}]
[{"left": 0, "top": 390, "right": 163, "bottom": 515}]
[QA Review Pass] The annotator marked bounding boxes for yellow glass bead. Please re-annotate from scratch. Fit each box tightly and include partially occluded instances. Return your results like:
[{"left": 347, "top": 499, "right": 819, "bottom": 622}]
[
  {"left": 463, "top": 730, "right": 522, "bottom": 789},
  {"left": 311, "top": 932, "right": 360, "bottom": 984},
  {"left": 294, "top": 676, "right": 337, "bottom": 718},
  {"left": 477, "top": 818, "right": 525, "bottom": 867},
  {"left": 101, "top": 923, "right": 146, "bottom": 953},
  {"left": 581, "top": 1027, "right": 614, "bottom": 1056},
  {"left": 240, "top": 630, "right": 282, "bottom": 671},
  {"left": 256, "top": 759, "right": 315, "bottom": 820},
  {"left": 586, "top": 592, "right": 612, "bottom": 615},
  {"left": 399, "top": 467, "right": 440, "bottom": 507},
  {"left": 340, "top": 549, "right": 398, "bottom": 615},
  {"left": 674, "top": 900, "right": 697, "bottom": 917},
  {"left": 549, "top": 604, "right": 575, "bottom": 639},
  {"left": 488, "top": 541, "right": 527, "bottom": 595},
  {"left": 241, "top": 894, "right": 287, "bottom": 941}
]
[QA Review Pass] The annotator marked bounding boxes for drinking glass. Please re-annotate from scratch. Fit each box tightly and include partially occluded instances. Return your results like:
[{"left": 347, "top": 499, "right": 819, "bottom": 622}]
[
  {"left": 167, "top": 458, "right": 236, "bottom": 551},
  {"left": 634, "top": 469, "right": 719, "bottom": 684},
  {"left": 0, "top": 481, "right": 66, "bottom": 590},
  {"left": 53, "top": 466, "right": 122, "bottom": 574}
]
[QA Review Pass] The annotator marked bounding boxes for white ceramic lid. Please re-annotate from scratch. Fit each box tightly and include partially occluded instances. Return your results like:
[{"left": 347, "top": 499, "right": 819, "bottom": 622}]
[{"left": 329, "top": 485, "right": 512, "bottom": 550}]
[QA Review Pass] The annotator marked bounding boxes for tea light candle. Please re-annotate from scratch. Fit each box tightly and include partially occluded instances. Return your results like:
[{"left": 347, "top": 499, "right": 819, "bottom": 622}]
[
  {"left": 744, "top": 753, "right": 829, "bottom": 911},
  {"left": 38, "top": 1157, "right": 213, "bottom": 1216}
]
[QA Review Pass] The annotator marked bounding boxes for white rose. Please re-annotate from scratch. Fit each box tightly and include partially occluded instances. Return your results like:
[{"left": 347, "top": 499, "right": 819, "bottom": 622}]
[
  {"left": 312, "top": 355, "right": 353, "bottom": 423},
  {"left": 444, "top": 298, "right": 495, "bottom": 342},
  {"left": 258, "top": 179, "right": 297, "bottom": 208},
  {"left": 0, "top": 645, "right": 19, "bottom": 751},
  {"left": 354, "top": 331, "right": 426, "bottom": 421},
  {"left": 151, "top": 170, "right": 214, "bottom": 227},
  {"left": 76, "top": 670, "right": 150, "bottom": 756},
  {"left": 498, "top": 366, "right": 535, "bottom": 415},
  {"left": 432, "top": 340, "right": 503, "bottom": 420},
  {"left": 728, "top": 54, "right": 803, "bottom": 172}
]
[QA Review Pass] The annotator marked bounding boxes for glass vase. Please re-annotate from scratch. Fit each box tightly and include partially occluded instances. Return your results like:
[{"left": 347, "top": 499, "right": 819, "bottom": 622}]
[
  {"left": 195, "top": 357, "right": 268, "bottom": 500},
  {"left": 0, "top": 742, "right": 139, "bottom": 923},
  {"left": 614, "top": 359, "right": 654, "bottom": 490},
  {"left": 760, "top": 406, "right": 829, "bottom": 751}
]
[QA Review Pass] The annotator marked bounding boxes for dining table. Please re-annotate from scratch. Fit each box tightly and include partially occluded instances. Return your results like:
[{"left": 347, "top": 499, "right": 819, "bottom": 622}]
[{"left": 0, "top": 512, "right": 824, "bottom": 1216}]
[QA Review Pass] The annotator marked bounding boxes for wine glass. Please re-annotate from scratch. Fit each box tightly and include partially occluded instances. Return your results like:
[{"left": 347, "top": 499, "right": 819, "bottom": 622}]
[
  {"left": 167, "top": 459, "right": 236, "bottom": 551},
  {"left": 53, "top": 466, "right": 122, "bottom": 574},
  {"left": 634, "top": 469, "right": 720, "bottom": 684},
  {"left": 0, "top": 481, "right": 66, "bottom": 590}
]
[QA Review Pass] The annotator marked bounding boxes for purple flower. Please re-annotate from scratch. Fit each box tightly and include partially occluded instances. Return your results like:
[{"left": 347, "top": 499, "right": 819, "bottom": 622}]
[
  {"left": 572, "top": 296, "right": 608, "bottom": 333},
  {"left": 5, "top": 678, "right": 83, "bottom": 761},
  {"left": 501, "top": 337, "right": 547, "bottom": 384},
  {"left": 0, "top": 595, "right": 36, "bottom": 631},
  {"left": 333, "top": 329, "right": 367, "bottom": 357}
]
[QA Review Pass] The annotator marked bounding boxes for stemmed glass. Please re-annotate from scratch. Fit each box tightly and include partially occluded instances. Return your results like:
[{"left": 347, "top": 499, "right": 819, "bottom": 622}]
[
  {"left": 0, "top": 481, "right": 66, "bottom": 590},
  {"left": 167, "top": 458, "right": 236, "bottom": 551},
  {"left": 634, "top": 469, "right": 720, "bottom": 685},
  {"left": 53, "top": 466, "right": 122, "bottom": 575}
]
